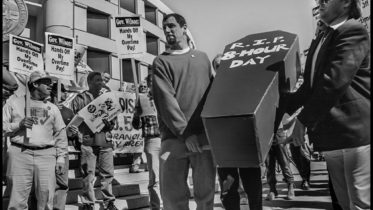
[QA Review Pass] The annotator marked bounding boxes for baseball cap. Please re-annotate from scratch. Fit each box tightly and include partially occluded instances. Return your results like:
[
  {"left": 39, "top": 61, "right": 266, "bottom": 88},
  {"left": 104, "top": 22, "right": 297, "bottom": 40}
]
[{"left": 28, "top": 71, "right": 52, "bottom": 84}]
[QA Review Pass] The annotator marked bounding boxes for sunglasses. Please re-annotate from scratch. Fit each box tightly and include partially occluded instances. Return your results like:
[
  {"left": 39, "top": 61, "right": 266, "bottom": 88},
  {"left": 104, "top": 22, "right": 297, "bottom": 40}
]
[
  {"left": 37, "top": 79, "right": 52, "bottom": 86},
  {"left": 318, "top": 0, "right": 333, "bottom": 4}
]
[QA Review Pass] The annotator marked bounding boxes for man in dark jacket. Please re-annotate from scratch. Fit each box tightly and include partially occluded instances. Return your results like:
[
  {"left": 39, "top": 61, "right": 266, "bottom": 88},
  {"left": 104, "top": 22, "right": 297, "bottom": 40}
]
[
  {"left": 284, "top": 0, "right": 370, "bottom": 209},
  {"left": 69, "top": 71, "right": 118, "bottom": 210}
]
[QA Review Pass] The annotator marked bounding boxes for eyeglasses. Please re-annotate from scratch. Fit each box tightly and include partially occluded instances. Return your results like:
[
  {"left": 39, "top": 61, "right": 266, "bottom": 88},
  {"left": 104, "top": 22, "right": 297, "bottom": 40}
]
[{"left": 318, "top": 0, "right": 332, "bottom": 5}]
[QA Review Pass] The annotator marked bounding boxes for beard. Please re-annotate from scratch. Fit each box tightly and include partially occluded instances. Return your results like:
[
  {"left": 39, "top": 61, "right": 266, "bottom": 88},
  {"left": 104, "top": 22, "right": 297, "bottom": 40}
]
[{"left": 166, "top": 36, "right": 176, "bottom": 45}]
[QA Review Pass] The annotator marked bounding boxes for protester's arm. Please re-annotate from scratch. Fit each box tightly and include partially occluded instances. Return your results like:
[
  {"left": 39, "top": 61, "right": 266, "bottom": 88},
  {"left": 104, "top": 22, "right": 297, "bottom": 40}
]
[
  {"left": 132, "top": 100, "right": 143, "bottom": 130},
  {"left": 132, "top": 114, "right": 142, "bottom": 130},
  {"left": 3, "top": 67, "right": 18, "bottom": 91},
  {"left": 68, "top": 94, "right": 84, "bottom": 138},
  {"left": 101, "top": 118, "right": 115, "bottom": 133},
  {"left": 70, "top": 93, "right": 84, "bottom": 115},
  {"left": 297, "top": 24, "right": 370, "bottom": 129},
  {"left": 3, "top": 99, "right": 33, "bottom": 135},
  {"left": 53, "top": 107, "right": 68, "bottom": 165},
  {"left": 152, "top": 58, "right": 187, "bottom": 139},
  {"left": 3, "top": 101, "right": 20, "bottom": 134}
]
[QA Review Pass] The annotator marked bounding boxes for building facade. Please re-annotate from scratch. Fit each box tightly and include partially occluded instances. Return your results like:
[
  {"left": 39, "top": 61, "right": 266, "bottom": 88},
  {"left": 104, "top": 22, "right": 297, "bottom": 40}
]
[{"left": 20, "top": 0, "right": 195, "bottom": 90}]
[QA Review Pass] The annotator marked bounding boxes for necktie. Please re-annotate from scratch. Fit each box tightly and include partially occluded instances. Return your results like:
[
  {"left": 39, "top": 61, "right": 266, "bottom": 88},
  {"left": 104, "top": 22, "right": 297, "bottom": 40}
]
[{"left": 310, "top": 27, "right": 333, "bottom": 87}]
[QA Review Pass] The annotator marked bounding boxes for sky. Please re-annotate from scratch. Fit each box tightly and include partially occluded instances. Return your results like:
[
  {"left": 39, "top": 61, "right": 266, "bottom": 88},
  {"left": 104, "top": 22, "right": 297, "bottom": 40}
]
[{"left": 160, "top": 0, "right": 317, "bottom": 61}]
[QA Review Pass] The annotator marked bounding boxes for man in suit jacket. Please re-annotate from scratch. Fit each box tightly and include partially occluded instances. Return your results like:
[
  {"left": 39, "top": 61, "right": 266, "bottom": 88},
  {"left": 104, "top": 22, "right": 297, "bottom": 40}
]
[{"left": 284, "top": 0, "right": 370, "bottom": 209}]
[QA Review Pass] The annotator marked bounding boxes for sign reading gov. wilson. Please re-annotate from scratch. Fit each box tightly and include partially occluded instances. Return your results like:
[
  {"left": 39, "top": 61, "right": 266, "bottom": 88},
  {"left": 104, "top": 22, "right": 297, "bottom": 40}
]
[{"left": 115, "top": 16, "right": 146, "bottom": 58}]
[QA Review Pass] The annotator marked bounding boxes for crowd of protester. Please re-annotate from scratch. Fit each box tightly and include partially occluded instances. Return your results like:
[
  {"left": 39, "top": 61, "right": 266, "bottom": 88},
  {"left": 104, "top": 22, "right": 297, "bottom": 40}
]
[{"left": 2, "top": 0, "right": 370, "bottom": 209}]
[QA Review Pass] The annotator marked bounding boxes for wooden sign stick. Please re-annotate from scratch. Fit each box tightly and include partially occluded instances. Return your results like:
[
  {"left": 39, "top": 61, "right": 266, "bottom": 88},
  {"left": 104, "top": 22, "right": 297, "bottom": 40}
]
[
  {"left": 131, "top": 58, "right": 140, "bottom": 102},
  {"left": 25, "top": 76, "right": 32, "bottom": 139},
  {"left": 57, "top": 79, "right": 61, "bottom": 103}
]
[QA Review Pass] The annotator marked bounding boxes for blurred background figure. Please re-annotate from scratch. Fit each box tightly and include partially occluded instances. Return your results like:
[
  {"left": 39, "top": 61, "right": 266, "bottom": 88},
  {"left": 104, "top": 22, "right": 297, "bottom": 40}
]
[
  {"left": 100, "top": 72, "right": 111, "bottom": 95},
  {"left": 132, "top": 77, "right": 162, "bottom": 209},
  {"left": 2, "top": 65, "right": 18, "bottom": 106}
]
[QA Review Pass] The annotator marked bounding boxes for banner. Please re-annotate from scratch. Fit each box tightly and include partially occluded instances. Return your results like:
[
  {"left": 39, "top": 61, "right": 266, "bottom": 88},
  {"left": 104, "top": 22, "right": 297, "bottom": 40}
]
[
  {"left": 115, "top": 16, "right": 146, "bottom": 58},
  {"left": 45, "top": 32, "right": 74, "bottom": 80},
  {"left": 78, "top": 92, "right": 122, "bottom": 133},
  {"left": 8, "top": 34, "right": 44, "bottom": 76},
  {"left": 106, "top": 92, "right": 144, "bottom": 153}
]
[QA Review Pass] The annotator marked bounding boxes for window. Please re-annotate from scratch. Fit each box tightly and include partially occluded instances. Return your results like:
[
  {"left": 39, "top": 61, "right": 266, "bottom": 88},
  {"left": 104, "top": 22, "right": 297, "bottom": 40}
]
[
  {"left": 122, "top": 59, "right": 140, "bottom": 83},
  {"left": 25, "top": 16, "right": 37, "bottom": 41},
  {"left": 145, "top": 3, "right": 157, "bottom": 25},
  {"left": 159, "top": 40, "right": 166, "bottom": 53},
  {"left": 87, "top": 9, "right": 110, "bottom": 38},
  {"left": 157, "top": 11, "right": 165, "bottom": 28},
  {"left": 139, "top": 64, "right": 149, "bottom": 81},
  {"left": 87, "top": 49, "right": 111, "bottom": 74},
  {"left": 146, "top": 32, "right": 158, "bottom": 56},
  {"left": 120, "top": 0, "right": 136, "bottom": 14}
]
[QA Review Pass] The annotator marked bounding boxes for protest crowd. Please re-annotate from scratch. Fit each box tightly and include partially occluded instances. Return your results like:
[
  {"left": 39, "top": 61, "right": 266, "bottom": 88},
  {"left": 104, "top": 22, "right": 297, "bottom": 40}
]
[{"left": 2, "top": 0, "right": 370, "bottom": 210}]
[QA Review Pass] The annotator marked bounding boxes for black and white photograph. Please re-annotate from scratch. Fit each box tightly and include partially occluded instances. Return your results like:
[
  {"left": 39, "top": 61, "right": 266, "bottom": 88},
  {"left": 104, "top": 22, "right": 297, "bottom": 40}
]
[{"left": 2, "top": 0, "right": 370, "bottom": 209}]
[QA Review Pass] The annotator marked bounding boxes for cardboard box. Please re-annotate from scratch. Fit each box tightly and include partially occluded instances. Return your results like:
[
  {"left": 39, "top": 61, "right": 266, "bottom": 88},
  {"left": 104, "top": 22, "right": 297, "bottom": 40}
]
[{"left": 201, "top": 30, "right": 300, "bottom": 167}]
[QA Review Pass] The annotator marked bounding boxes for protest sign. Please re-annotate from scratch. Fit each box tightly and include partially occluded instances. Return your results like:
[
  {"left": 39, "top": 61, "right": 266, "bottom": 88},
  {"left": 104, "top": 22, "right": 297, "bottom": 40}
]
[
  {"left": 359, "top": 0, "right": 370, "bottom": 34},
  {"left": 8, "top": 34, "right": 44, "bottom": 76},
  {"left": 45, "top": 32, "right": 74, "bottom": 80},
  {"left": 76, "top": 61, "right": 93, "bottom": 73},
  {"left": 78, "top": 92, "right": 122, "bottom": 133},
  {"left": 106, "top": 92, "right": 144, "bottom": 154},
  {"left": 202, "top": 30, "right": 300, "bottom": 167},
  {"left": 115, "top": 16, "right": 146, "bottom": 58},
  {"left": 74, "top": 43, "right": 87, "bottom": 67}
]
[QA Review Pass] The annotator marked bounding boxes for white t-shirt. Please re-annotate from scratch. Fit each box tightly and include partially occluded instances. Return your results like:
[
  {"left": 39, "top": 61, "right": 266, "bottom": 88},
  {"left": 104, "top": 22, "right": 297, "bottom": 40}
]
[{"left": 3, "top": 96, "right": 66, "bottom": 147}]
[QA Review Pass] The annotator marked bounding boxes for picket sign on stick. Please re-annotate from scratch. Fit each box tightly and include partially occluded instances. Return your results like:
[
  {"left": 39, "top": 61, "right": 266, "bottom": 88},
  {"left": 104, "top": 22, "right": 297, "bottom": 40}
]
[
  {"left": 8, "top": 35, "right": 45, "bottom": 138},
  {"left": 25, "top": 76, "right": 32, "bottom": 138},
  {"left": 57, "top": 79, "right": 62, "bottom": 103},
  {"left": 131, "top": 58, "right": 140, "bottom": 102},
  {"left": 117, "top": 1, "right": 124, "bottom": 91}
]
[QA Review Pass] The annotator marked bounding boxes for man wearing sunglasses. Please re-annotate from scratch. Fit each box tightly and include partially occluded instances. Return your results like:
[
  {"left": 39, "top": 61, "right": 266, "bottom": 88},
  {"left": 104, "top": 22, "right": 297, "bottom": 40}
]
[
  {"left": 284, "top": 0, "right": 370, "bottom": 209},
  {"left": 3, "top": 71, "right": 68, "bottom": 210}
]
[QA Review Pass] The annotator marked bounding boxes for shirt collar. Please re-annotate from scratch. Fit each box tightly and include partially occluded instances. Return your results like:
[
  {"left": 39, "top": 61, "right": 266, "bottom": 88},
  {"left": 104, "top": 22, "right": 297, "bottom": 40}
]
[
  {"left": 329, "top": 18, "right": 348, "bottom": 30},
  {"left": 166, "top": 46, "right": 191, "bottom": 55}
]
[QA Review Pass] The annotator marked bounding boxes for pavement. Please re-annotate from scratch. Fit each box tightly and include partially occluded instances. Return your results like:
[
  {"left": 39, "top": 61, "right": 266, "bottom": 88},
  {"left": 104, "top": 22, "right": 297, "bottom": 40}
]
[{"left": 65, "top": 159, "right": 332, "bottom": 210}]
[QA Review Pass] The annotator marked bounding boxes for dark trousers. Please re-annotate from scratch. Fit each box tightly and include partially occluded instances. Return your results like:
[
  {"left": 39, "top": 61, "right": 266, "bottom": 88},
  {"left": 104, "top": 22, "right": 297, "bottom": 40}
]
[
  {"left": 266, "top": 144, "right": 294, "bottom": 188},
  {"left": 289, "top": 144, "right": 311, "bottom": 182},
  {"left": 217, "top": 167, "right": 262, "bottom": 210}
]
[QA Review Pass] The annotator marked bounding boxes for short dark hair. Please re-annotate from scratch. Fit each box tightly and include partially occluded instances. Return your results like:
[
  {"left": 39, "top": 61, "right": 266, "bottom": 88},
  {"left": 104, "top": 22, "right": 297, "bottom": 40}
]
[
  {"left": 87, "top": 72, "right": 102, "bottom": 85},
  {"left": 349, "top": 0, "right": 362, "bottom": 19},
  {"left": 163, "top": 13, "right": 187, "bottom": 27},
  {"left": 28, "top": 82, "right": 37, "bottom": 92}
]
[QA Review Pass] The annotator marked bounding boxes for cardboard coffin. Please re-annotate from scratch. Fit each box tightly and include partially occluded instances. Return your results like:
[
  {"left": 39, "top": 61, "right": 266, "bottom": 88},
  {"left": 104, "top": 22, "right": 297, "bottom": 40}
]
[{"left": 201, "top": 30, "right": 300, "bottom": 167}]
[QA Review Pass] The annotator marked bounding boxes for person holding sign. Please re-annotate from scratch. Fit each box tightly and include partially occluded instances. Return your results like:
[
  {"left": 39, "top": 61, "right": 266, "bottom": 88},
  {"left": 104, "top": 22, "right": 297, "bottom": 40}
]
[
  {"left": 283, "top": 0, "right": 370, "bottom": 209},
  {"left": 152, "top": 13, "right": 216, "bottom": 210},
  {"left": 50, "top": 82, "right": 77, "bottom": 210},
  {"left": 3, "top": 71, "right": 68, "bottom": 210},
  {"left": 100, "top": 72, "right": 112, "bottom": 95},
  {"left": 132, "top": 78, "right": 162, "bottom": 210},
  {"left": 69, "top": 71, "right": 118, "bottom": 210}
]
